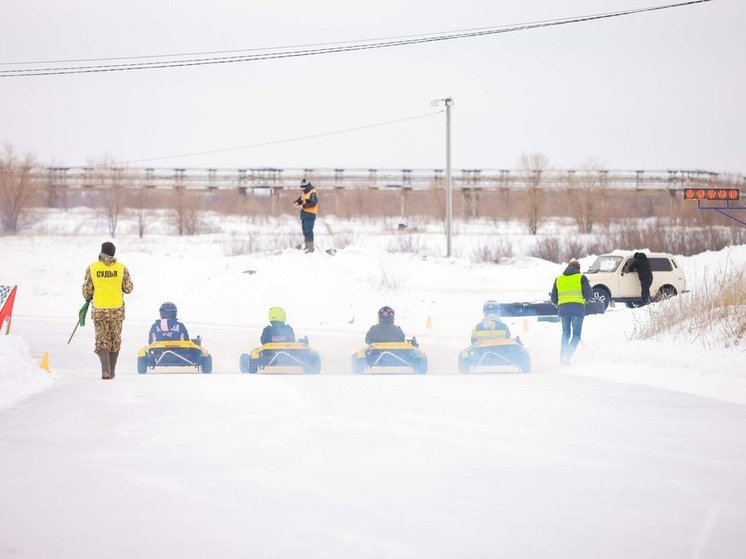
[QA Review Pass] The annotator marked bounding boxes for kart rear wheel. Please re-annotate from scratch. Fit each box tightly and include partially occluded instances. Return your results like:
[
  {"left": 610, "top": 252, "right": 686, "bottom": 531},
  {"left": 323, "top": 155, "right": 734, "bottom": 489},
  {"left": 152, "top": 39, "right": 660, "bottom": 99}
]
[
  {"left": 458, "top": 357, "right": 470, "bottom": 374},
  {"left": 304, "top": 353, "right": 321, "bottom": 374},
  {"left": 239, "top": 353, "right": 250, "bottom": 373},
  {"left": 201, "top": 355, "right": 212, "bottom": 374},
  {"left": 351, "top": 356, "right": 366, "bottom": 374},
  {"left": 414, "top": 357, "right": 428, "bottom": 374},
  {"left": 248, "top": 358, "right": 259, "bottom": 374},
  {"left": 519, "top": 355, "right": 531, "bottom": 374},
  {"left": 137, "top": 356, "right": 147, "bottom": 374}
]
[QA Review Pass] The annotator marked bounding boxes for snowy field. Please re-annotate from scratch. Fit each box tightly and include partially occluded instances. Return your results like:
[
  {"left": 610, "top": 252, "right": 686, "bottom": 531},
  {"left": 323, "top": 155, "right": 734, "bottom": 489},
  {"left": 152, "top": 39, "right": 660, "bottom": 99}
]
[{"left": 1, "top": 208, "right": 745, "bottom": 558}]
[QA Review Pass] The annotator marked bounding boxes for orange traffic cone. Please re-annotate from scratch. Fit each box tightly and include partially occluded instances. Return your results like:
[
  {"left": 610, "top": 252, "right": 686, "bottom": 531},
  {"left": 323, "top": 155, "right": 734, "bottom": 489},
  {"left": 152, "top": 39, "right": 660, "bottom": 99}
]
[
  {"left": 40, "top": 351, "right": 51, "bottom": 373},
  {"left": 522, "top": 318, "right": 529, "bottom": 333},
  {"left": 425, "top": 315, "right": 433, "bottom": 329}
]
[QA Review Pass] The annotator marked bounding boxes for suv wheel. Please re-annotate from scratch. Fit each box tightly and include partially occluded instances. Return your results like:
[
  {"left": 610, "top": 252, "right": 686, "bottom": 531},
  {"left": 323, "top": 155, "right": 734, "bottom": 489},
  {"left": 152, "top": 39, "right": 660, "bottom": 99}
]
[
  {"left": 591, "top": 286, "right": 611, "bottom": 310},
  {"left": 655, "top": 285, "right": 677, "bottom": 301}
]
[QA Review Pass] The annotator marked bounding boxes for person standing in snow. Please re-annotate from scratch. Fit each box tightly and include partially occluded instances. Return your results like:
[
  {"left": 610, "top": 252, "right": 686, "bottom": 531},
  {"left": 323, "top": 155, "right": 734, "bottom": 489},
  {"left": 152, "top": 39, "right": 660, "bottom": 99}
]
[
  {"left": 293, "top": 179, "right": 318, "bottom": 253},
  {"left": 550, "top": 259, "right": 592, "bottom": 366},
  {"left": 82, "top": 241, "right": 134, "bottom": 380},
  {"left": 626, "top": 252, "right": 653, "bottom": 305}
]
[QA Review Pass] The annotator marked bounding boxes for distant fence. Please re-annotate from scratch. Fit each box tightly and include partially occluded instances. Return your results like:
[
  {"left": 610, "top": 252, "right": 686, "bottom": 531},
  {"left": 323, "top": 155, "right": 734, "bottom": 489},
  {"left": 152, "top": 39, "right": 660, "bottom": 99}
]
[{"left": 38, "top": 166, "right": 743, "bottom": 193}]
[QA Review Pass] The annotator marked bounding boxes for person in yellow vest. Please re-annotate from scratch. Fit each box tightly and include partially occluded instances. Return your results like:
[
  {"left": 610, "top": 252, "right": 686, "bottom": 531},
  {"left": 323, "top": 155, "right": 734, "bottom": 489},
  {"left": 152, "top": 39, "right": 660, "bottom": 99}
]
[
  {"left": 293, "top": 179, "right": 318, "bottom": 253},
  {"left": 550, "top": 259, "right": 592, "bottom": 366},
  {"left": 82, "top": 242, "right": 134, "bottom": 380}
]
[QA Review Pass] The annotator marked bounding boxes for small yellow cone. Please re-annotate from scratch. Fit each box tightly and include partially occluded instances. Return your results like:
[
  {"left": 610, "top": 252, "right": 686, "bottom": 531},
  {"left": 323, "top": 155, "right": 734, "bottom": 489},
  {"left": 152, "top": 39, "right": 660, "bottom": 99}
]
[
  {"left": 522, "top": 318, "right": 530, "bottom": 333},
  {"left": 40, "top": 351, "right": 51, "bottom": 373},
  {"left": 425, "top": 315, "right": 433, "bottom": 329}
]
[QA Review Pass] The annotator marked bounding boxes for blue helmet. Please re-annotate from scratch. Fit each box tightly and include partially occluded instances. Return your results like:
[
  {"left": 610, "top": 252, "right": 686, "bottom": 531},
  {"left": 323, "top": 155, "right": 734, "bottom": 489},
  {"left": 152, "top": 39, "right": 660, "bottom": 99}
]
[{"left": 159, "top": 302, "right": 177, "bottom": 319}]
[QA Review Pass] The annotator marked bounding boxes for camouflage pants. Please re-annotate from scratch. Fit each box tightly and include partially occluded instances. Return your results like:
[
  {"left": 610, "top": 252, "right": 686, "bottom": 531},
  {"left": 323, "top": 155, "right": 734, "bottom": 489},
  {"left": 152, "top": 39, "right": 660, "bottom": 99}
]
[{"left": 92, "top": 306, "right": 125, "bottom": 353}]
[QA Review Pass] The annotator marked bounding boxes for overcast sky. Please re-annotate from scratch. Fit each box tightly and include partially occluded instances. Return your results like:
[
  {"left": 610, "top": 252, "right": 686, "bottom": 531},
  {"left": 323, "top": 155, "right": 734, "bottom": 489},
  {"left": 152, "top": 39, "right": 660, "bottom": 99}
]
[{"left": 1, "top": 0, "right": 743, "bottom": 174}]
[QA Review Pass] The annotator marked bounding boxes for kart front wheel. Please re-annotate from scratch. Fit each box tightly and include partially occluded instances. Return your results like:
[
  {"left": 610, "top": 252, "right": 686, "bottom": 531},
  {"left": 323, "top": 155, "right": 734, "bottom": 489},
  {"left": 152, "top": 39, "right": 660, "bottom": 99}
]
[{"left": 201, "top": 355, "right": 213, "bottom": 374}]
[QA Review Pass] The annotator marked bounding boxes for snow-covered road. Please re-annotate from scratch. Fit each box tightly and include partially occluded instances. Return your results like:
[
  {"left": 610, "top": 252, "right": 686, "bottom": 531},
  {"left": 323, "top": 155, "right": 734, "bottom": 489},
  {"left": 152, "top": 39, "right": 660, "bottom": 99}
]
[{"left": 1, "top": 318, "right": 745, "bottom": 558}]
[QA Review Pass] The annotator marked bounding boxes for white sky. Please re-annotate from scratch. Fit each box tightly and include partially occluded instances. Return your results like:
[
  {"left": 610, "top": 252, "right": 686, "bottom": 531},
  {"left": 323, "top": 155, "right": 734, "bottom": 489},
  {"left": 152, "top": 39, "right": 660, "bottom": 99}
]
[{"left": 1, "top": 0, "right": 743, "bottom": 173}]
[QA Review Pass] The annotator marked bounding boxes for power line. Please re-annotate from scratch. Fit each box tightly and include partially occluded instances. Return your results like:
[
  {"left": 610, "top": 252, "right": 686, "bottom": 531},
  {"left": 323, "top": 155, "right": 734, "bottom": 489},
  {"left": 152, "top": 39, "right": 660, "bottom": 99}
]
[
  {"left": 0, "top": 0, "right": 713, "bottom": 78},
  {"left": 123, "top": 110, "right": 442, "bottom": 164}
]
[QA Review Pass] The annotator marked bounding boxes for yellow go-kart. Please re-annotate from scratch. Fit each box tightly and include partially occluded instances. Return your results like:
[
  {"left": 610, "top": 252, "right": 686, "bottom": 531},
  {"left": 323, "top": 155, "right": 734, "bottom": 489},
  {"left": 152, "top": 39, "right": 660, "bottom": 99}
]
[
  {"left": 458, "top": 337, "right": 531, "bottom": 374},
  {"left": 137, "top": 338, "right": 212, "bottom": 374},
  {"left": 351, "top": 339, "right": 428, "bottom": 374},
  {"left": 239, "top": 337, "right": 321, "bottom": 374}
]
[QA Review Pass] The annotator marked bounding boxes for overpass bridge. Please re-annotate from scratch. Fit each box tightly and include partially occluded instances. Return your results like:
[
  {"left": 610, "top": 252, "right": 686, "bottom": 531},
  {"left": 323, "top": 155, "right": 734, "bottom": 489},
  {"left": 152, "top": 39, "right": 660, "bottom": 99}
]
[{"left": 38, "top": 166, "right": 741, "bottom": 193}]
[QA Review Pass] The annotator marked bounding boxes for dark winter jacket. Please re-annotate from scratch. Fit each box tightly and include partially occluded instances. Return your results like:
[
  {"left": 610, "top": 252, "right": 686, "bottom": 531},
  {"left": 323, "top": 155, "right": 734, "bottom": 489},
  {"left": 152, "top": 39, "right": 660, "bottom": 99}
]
[
  {"left": 365, "top": 323, "right": 406, "bottom": 344},
  {"left": 627, "top": 252, "right": 653, "bottom": 282},
  {"left": 149, "top": 318, "right": 189, "bottom": 343},
  {"left": 260, "top": 321, "right": 296, "bottom": 344},
  {"left": 550, "top": 263, "right": 593, "bottom": 317}
]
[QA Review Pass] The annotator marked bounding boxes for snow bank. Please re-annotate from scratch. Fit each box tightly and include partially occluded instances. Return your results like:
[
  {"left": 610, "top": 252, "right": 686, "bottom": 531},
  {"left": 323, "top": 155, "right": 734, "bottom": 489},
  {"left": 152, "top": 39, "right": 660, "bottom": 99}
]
[{"left": 0, "top": 336, "right": 53, "bottom": 409}]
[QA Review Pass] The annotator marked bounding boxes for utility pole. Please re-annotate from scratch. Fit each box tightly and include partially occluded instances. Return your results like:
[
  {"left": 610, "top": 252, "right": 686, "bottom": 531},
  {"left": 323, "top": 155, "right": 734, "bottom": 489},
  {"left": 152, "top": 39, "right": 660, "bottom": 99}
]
[{"left": 432, "top": 97, "right": 454, "bottom": 256}]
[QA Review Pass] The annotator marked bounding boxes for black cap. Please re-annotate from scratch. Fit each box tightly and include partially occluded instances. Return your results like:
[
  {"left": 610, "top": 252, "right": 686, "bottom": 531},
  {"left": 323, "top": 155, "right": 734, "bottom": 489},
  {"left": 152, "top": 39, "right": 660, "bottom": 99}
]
[{"left": 101, "top": 242, "right": 116, "bottom": 257}]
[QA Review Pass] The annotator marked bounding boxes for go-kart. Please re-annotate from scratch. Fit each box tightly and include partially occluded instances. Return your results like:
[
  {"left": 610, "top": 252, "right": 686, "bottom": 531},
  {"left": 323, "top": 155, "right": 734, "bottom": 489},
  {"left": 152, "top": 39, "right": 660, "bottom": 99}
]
[
  {"left": 351, "top": 339, "right": 428, "bottom": 374},
  {"left": 458, "top": 337, "right": 531, "bottom": 374},
  {"left": 239, "top": 337, "right": 321, "bottom": 374},
  {"left": 137, "top": 338, "right": 212, "bottom": 374}
]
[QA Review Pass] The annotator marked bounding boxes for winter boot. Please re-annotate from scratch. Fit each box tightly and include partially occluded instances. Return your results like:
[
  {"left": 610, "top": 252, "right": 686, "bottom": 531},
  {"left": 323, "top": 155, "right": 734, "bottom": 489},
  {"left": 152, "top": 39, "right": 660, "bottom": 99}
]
[
  {"left": 110, "top": 350, "right": 119, "bottom": 379},
  {"left": 98, "top": 351, "right": 112, "bottom": 380},
  {"left": 304, "top": 240, "right": 315, "bottom": 253}
]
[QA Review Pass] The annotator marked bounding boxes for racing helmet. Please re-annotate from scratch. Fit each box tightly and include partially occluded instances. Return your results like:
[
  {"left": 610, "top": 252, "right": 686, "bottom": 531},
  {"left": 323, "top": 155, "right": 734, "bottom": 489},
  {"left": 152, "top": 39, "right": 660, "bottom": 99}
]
[
  {"left": 268, "top": 306, "right": 287, "bottom": 323},
  {"left": 159, "top": 301, "right": 177, "bottom": 319},
  {"left": 482, "top": 300, "right": 501, "bottom": 319},
  {"left": 378, "top": 305, "right": 395, "bottom": 324}
]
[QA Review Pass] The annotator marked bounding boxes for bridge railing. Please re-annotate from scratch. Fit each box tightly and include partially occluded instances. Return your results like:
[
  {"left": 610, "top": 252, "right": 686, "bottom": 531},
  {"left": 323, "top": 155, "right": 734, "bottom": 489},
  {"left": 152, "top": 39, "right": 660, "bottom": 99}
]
[{"left": 37, "top": 167, "right": 743, "bottom": 192}]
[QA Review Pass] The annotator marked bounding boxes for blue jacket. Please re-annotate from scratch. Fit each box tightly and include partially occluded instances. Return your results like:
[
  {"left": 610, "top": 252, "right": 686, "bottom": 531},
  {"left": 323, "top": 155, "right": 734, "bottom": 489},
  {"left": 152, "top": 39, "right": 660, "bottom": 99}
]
[
  {"left": 149, "top": 318, "right": 189, "bottom": 343},
  {"left": 261, "top": 321, "right": 296, "bottom": 344}
]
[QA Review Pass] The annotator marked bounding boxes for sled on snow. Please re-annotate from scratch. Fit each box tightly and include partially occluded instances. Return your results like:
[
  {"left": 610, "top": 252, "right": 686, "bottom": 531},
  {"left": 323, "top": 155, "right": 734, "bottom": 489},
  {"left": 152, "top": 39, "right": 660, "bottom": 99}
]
[
  {"left": 351, "top": 339, "right": 428, "bottom": 374},
  {"left": 137, "top": 338, "right": 212, "bottom": 374},
  {"left": 458, "top": 338, "right": 531, "bottom": 374},
  {"left": 497, "top": 300, "right": 605, "bottom": 317},
  {"left": 239, "top": 337, "right": 321, "bottom": 374}
]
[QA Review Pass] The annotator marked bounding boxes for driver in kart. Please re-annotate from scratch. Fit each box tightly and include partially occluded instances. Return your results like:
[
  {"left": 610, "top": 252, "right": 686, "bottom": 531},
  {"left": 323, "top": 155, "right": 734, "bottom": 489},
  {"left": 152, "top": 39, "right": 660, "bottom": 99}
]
[
  {"left": 149, "top": 302, "right": 190, "bottom": 343},
  {"left": 261, "top": 306, "right": 296, "bottom": 344},
  {"left": 471, "top": 300, "right": 512, "bottom": 343},
  {"left": 365, "top": 306, "right": 406, "bottom": 344}
]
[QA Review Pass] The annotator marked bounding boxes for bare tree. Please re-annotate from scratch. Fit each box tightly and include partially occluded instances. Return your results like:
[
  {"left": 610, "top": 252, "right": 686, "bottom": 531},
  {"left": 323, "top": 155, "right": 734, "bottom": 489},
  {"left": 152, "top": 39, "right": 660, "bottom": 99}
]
[
  {"left": 90, "top": 157, "right": 128, "bottom": 237},
  {"left": 171, "top": 188, "right": 205, "bottom": 235},
  {"left": 0, "top": 145, "right": 39, "bottom": 234},
  {"left": 128, "top": 180, "right": 152, "bottom": 239},
  {"left": 565, "top": 159, "right": 608, "bottom": 234},
  {"left": 519, "top": 153, "right": 550, "bottom": 235}
]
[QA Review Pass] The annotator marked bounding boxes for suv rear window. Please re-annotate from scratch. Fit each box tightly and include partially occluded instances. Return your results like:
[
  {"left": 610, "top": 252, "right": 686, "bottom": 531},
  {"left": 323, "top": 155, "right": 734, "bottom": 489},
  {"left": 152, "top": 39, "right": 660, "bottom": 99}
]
[
  {"left": 649, "top": 258, "right": 673, "bottom": 272},
  {"left": 587, "top": 256, "right": 623, "bottom": 273}
]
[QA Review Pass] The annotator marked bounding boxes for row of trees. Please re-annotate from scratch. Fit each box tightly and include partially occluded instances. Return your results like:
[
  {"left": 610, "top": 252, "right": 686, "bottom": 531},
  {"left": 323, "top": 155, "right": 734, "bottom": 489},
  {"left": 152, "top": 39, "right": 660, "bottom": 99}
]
[{"left": 1, "top": 145, "right": 741, "bottom": 237}]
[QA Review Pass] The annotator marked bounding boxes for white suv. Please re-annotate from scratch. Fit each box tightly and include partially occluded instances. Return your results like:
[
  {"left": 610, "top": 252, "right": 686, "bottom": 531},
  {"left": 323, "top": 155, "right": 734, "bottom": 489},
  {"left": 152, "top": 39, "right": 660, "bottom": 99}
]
[{"left": 585, "top": 251, "right": 687, "bottom": 309}]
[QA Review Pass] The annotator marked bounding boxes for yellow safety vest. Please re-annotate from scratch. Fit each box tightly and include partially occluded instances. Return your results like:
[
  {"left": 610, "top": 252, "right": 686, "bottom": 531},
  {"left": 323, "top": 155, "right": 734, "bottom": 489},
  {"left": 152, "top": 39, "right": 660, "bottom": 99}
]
[
  {"left": 90, "top": 261, "right": 125, "bottom": 309},
  {"left": 300, "top": 188, "right": 318, "bottom": 215},
  {"left": 556, "top": 273, "right": 585, "bottom": 305}
]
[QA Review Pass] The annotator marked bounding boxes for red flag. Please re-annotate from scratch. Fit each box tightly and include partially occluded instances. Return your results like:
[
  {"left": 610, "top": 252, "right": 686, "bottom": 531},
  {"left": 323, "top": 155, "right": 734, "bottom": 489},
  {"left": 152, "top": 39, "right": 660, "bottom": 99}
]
[{"left": 0, "top": 285, "right": 18, "bottom": 334}]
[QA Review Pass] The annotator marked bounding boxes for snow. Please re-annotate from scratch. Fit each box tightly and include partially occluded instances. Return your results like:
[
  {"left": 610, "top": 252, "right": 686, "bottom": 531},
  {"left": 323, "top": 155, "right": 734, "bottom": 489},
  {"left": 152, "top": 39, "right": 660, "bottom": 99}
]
[{"left": 1, "top": 208, "right": 745, "bottom": 558}]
